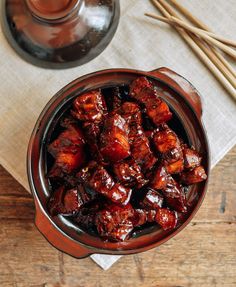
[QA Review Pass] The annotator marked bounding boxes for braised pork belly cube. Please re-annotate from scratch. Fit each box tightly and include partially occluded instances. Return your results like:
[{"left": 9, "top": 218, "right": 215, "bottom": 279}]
[
  {"left": 76, "top": 161, "right": 98, "bottom": 183},
  {"left": 140, "top": 188, "right": 164, "bottom": 210},
  {"left": 162, "top": 180, "right": 187, "bottom": 213},
  {"left": 164, "top": 158, "right": 184, "bottom": 174},
  {"left": 129, "top": 209, "right": 158, "bottom": 227},
  {"left": 130, "top": 76, "right": 153, "bottom": 99},
  {"left": 74, "top": 200, "right": 105, "bottom": 230},
  {"left": 72, "top": 90, "right": 107, "bottom": 122},
  {"left": 88, "top": 166, "right": 132, "bottom": 205},
  {"left": 151, "top": 165, "right": 169, "bottom": 190},
  {"left": 113, "top": 159, "right": 148, "bottom": 188},
  {"left": 118, "top": 102, "right": 143, "bottom": 145},
  {"left": 48, "top": 124, "right": 86, "bottom": 178},
  {"left": 48, "top": 125, "right": 85, "bottom": 158},
  {"left": 153, "top": 127, "right": 180, "bottom": 154},
  {"left": 118, "top": 102, "right": 142, "bottom": 126},
  {"left": 95, "top": 203, "right": 134, "bottom": 241},
  {"left": 131, "top": 209, "right": 147, "bottom": 227},
  {"left": 140, "top": 88, "right": 172, "bottom": 125},
  {"left": 182, "top": 147, "right": 202, "bottom": 170},
  {"left": 48, "top": 150, "right": 85, "bottom": 178},
  {"left": 131, "top": 126, "right": 157, "bottom": 172},
  {"left": 48, "top": 185, "right": 93, "bottom": 216},
  {"left": 153, "top": 127, "right": 184, "bottom": 174},
  {"left": 130, "top": 77, "right": 172, "bottom": 125},
  {"left": 109, "top": 184, "right": 132, "bottom": 206},
  {"left": 180, "top": 166, "right": 207, "bottom": 185},
  {"left": 82, "top": 121, "right": 106, "bottom": 164},
  {"left": 155, "top": 208, "right": 177, "bottom": 230},
  {"left": 100, "top": 114, "right": 130, "bottom": 162},
  {"left": 146, "top": 209, "right": 157, "bottom": 222}
]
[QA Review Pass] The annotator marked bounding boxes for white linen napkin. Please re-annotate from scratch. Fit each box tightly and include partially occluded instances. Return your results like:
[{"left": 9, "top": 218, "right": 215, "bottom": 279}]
[{"left": 0, "top": 0, "right": 236, "bottom": 270}]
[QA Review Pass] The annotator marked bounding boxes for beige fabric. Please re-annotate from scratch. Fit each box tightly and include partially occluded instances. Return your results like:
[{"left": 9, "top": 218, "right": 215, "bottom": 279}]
[{"left": 0, "top": 0, "right": 236, "bottom": 270}]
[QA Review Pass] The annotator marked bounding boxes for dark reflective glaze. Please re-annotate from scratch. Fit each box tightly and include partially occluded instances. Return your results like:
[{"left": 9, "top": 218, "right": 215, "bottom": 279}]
[{"left": 1, "top": 0, "right": 120, "bottom": 68}]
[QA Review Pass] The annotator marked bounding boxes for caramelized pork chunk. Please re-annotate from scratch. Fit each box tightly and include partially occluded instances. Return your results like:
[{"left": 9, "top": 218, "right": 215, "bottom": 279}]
[
  {"left": 180, "top": 166, "right": 207, "bottom": 185},
  {"left": 100, "top": 114, "right": 130, "bottom": 162},
  {"left": 155, "top": 208, "right": 177, "bottom": 230},
  {"left": 182, "top": 147, "right": 202, "bottom": 170},
  {"left": 151, "top": 165, "right": 169, "bottom": 190},
  {"left": 131, "top": 126, "right": 157, "bottom": 172},
  {"left": 162, "top": 180, "right": 187, "bottom": 213},
  {"left": 88, "top": 166, "right": 132, "bottom": 205},
  {"left": 140, "top": 188, "right": 164, "bottom": 210},
  {"left": 153, "top": 127, "right": 180, "bottom": 154},
  {"left": 48, "top": 185, "right": 92, "bottom": 216},
  {"left": 48, "top": 124, "right": 85, "bottom": 178},
  {"left": 113, "top": 159, "right": 148, "bottom": 188},
  {"left": 72, "top": 90, "right": 107, "bottom": 122},
  {"left": 130, "top": 77, "right": 172, "bottom": 125},
  {"left": 95, "top": 204, "right": 134, "bottom": 241}
]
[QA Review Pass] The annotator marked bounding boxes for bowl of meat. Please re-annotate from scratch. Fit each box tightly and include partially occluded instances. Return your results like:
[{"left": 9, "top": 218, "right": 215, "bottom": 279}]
[{"left": 27, "top": 67, "right": 210, "bottom": 258}]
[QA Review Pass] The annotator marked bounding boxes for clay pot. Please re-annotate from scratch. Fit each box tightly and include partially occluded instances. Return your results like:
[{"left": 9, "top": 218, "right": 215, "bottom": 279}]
[{"left": 27, "top": 67, "right": 210, "bottom": 258}]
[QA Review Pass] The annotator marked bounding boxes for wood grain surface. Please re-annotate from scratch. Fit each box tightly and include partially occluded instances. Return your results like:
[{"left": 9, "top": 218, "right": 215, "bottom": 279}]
[{"left": 0, "top": 147, "right": 235, "bottom": 287}]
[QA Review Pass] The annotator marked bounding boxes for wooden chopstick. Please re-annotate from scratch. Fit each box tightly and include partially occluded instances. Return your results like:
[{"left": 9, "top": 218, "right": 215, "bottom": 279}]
[
  {"left": 145, "top": 13, "right": 236, "bottom": 49},
  {"left": 157, "top": 0, "right": 236, "bottom": 94},
  {"left": 167, "top": 0, "right": 236, "bottom": 78},
  {"left": 150, "top": 0, "right": 236, "bottom": 100},
  {"left": 145, "top": 12, "right": 236, "bottom": 89}
]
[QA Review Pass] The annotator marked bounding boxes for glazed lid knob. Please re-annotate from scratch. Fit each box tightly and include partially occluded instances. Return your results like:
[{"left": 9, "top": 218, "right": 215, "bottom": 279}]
[{"left": 26, "top": 0, "right": 80, "bottom": 20}]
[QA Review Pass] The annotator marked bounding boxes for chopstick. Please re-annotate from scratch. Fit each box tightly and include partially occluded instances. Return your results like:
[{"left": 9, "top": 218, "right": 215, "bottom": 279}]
[
  {"left": 167, "top": 0, "right": 236, "bottom": 78},
  {"left": 145, "top": 13, "right": 236, "bottom": 49},
  {"left": 149, "top": 0, "right": 236, "bottom": 100},
  {"left": 145, "top": 12, "right": 236, "bottom": 89}
]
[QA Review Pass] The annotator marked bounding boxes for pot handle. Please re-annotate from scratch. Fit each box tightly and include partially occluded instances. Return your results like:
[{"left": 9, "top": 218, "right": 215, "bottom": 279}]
[
  {"left": 149, "top": 67, "right": 202, "bottom": 119},
  {"left": 35, "top": 200, "right": 92, "bottom": 258}
]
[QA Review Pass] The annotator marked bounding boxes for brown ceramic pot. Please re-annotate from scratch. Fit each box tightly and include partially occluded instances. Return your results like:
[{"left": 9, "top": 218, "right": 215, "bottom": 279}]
[
  {"left": 1, "top": 0, "right": 120, "bottom": 69},
  {"left": 27, "top": 67, "right": 210, "bottom": 258}
]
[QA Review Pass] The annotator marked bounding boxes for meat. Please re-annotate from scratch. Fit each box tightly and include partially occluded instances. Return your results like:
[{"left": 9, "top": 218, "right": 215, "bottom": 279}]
[
  {"left": 180, "top": 166, "right": 207, "bottom": 185},
  {"left": 130, "top": 77, "right": 172, "bottom": 125},
  {"left": 48, "top": 124, "right": 86, "bottom": 178},
  {"left": 140, "top": 188, "right": 164, "bottom": 210},
  {"left": 155, "top": 208, "right": 177, "bottom": 230},
  {"left": 153, "top": 127, "right": 184, "bottom": 174},
  {"left": 95, "top": 203, "right": 134, "bottom": 241},
  {"left": 151, "top": 165, "right": 169, "bottom": 190},
  {"left": 130, "top": 209, "right": 159, "bottom": 227},
  {"left": 118, "top": 102, "right": 142, "bottom": 144},
  {"left": 118, "top": 102, "right": 142, "bottom": 127},
  {"left": 48, "top": 124, "right": 85, "bottom": 157},
  {"left": 153, "top": 127, "right": 180, "bottom": 154},
  {"left": 100, "top": 114, "right": 130, "bottom": 162},
  {"left": 131, "top": 125, "right": 157, "bottom": 172},
  {"left": 161, "top": 180, "right": 187, "bottom": 213},
  {"left": 72, "top": 90, "right": 107, "bottom": 122},
  {"left": 113, "top": 159, "right": 148, "bottom": 188},
  {"left": 87, "top": 166, "right": 132, "bottom": 205},
  {"left": 82, "top": 122, "right": 105, "bottom": 164},
  {"left": 182, "top": 147, "right": 202, "bottom": 170},
  {"left": 48, "top": 185, "right": 92, "bottom": 216},
  {"left": 47, "top": 79, "right": 208, "bottom": 242},
  {"left": 130, "top": 76, "right": 153, "bottom": 98}
]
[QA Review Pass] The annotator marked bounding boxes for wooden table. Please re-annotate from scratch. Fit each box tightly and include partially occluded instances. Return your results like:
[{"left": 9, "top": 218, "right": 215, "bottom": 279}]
[{"left": 0, "top": 147, "right": 235, "bottom": 287}]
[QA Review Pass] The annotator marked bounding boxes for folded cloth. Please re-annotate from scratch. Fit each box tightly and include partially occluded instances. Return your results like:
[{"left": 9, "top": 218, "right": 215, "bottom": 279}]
[{"left": 0, "top": 0, "right": 235, "bottom": 270}]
